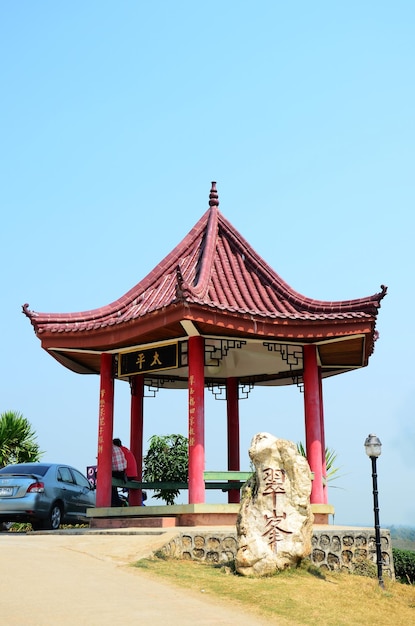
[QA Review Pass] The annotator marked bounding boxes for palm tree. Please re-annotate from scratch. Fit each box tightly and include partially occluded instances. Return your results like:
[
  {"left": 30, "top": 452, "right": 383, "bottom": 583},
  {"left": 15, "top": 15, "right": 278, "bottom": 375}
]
[{"left": 0, "top": 411, "right": 43, "bottom": 467}]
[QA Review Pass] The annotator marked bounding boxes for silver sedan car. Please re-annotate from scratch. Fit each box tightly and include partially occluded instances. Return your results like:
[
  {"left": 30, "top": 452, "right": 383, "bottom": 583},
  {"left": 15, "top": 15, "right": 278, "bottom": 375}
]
[{"left": 0, "top": 463, "right": 96, "bottom": 530}]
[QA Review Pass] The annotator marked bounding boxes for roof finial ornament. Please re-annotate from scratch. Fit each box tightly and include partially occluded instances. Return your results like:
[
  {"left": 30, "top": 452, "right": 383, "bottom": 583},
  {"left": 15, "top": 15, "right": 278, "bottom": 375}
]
[{"left": 209, "top": 181, "right": 219, "bottom": 207}]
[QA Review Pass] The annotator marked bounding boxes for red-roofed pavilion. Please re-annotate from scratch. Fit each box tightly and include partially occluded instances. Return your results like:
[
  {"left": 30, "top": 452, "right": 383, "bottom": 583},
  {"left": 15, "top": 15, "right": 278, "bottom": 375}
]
[{"left": 23, "top": 182, "right": 387, "bottom": 518}]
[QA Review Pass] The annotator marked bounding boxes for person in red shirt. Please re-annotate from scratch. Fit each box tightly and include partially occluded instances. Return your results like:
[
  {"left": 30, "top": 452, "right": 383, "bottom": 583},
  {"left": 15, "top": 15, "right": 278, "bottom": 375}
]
[{"left": 112, "top": 438, "right": 138, "bottom": 480}]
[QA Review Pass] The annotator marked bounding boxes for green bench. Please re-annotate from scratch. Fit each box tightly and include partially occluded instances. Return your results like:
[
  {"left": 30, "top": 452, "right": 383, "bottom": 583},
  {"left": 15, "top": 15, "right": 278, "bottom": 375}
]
[
  {"left": 203, "top": 471, "right": 252, "bottom": 490},
  {"left": 112, "top": 470, "right": 252, "bottom": 492}
]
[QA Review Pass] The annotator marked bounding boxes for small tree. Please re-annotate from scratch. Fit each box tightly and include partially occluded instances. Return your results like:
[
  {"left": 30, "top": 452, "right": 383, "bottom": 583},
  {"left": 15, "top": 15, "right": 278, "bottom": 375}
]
[
  {"left": 0, "top": 411, "right": 43, "bottom": 467},
  {"left": 143, "top": 434, "right": 188, "bottom": 505}
]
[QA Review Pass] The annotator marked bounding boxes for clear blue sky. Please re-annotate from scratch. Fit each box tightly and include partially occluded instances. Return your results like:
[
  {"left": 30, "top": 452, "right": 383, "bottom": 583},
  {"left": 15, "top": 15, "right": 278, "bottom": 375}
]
[{"left": 1, "top": 2, "right": 414, "bottom": 526}]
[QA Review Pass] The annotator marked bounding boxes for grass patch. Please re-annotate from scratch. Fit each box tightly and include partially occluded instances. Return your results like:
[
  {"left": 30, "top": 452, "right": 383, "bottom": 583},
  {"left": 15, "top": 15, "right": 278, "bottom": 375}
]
[
  {"left": 2, "top": 522, "right": 89, "bottom": 533},
  {"left": 132, "top": 556, "right": 415, "bottom": 626}
]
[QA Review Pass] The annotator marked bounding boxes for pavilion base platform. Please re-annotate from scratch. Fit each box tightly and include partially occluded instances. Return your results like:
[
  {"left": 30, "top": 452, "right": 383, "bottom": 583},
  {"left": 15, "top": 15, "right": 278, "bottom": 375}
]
[
  {"left": 88, "top": 504, "right": 240, "bottom": 529},
  {"left": 87, "top": 503, "right": 335, "bottom": 529}
]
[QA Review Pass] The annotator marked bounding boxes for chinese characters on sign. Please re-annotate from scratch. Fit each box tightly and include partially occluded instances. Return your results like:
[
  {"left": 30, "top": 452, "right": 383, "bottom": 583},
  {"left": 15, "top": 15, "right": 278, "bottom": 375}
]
[
  {"left": 118, "top": 343, "right": 178, "bottom": 377},
  {"left": 98, "top": 388, "right": 106, "bottom": 456},
  {"left": 262, "top": 467, "right": 292, "bottom": 552},
  {"left": 188, "top": 374, "right": 196, "bottom": 448}
]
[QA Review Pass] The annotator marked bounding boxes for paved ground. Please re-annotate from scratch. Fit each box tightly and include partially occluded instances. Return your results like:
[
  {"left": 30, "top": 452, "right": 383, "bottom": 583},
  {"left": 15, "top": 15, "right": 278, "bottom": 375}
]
[{"left": 1, "top": 529, "right": 273, "bottom": 626}]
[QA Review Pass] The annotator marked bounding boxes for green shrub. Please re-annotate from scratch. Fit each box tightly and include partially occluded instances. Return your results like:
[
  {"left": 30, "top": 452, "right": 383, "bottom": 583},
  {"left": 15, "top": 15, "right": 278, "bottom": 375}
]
[
  {"left": 393, "top": 548, "right": 415, "bottom": 584},
  {"left": 143, "top": 434, "right": 188, "bottom": 505}
]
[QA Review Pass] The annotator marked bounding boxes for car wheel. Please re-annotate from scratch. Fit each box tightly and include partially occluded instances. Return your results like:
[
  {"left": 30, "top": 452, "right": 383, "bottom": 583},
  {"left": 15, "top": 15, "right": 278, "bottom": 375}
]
[{"left": 46, "top": 503, "right": 63, "bottom": 530}]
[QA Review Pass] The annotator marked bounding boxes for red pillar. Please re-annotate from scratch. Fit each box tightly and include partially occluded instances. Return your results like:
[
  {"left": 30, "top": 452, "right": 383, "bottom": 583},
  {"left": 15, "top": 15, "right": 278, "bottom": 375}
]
[
  {"left": 318, "top": 368, "right": 328, "bottom": 504},
  {"left": 96, "top": 353, "right": 114, "bottom": 508},
  {"left": 130, "top": 375, "right": 144, "bottom": 506},
  {"left": 226, "top": 377, "right": 240, "bottom": 504},
  {"left": 188, "top": 336, "right": 205, "bottom": 504},
  {"left": 303, "top": 344, "right": 324, "bottom": 504}
]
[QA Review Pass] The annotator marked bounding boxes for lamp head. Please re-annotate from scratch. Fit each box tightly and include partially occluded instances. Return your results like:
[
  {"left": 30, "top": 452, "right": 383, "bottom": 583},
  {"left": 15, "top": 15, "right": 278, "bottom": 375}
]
[{"left": 364, "top": 433, "right": 382, "bottom": 458}]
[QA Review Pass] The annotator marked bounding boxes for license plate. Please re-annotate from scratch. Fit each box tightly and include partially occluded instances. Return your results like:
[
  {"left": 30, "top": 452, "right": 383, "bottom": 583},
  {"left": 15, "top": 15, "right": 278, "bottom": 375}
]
[{"left": 0, "top": 487, "right": 13, "bottom": 496}]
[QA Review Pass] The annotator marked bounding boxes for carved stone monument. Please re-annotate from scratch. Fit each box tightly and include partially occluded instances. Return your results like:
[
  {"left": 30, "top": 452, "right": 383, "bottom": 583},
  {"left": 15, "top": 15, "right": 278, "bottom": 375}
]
[{"left": 235, "top": 432, "right": 314, "bottom": 576}]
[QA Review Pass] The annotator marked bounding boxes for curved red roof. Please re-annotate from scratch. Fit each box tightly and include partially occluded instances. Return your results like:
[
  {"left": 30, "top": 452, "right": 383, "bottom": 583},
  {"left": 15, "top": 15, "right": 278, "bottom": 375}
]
[{"left": 23, "top": 182, "right": 387, "bottom": 384}]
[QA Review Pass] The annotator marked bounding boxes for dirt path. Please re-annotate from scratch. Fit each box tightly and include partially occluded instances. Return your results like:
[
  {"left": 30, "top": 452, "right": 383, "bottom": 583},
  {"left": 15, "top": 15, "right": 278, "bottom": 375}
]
[{"left": 1, "top": 530, "right": 273, "bottom": 625}]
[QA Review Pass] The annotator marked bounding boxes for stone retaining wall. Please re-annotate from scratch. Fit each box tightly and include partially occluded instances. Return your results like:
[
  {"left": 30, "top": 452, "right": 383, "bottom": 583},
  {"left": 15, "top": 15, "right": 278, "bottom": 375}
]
[
  {"left": 310, "top": 528, "right": 394, "bottom": 578},
  {"left": 160, "top": 527, "right": 394, "bottom": 579},
  {"left": 161, "top": 530, "right": 238, "bottom": 563}
]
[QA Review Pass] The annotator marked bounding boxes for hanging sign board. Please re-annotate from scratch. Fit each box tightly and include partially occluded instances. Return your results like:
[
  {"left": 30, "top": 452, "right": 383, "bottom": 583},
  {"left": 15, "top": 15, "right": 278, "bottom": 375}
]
[{"left": 118, "top": 342, "right": 178, "bottom": 377}]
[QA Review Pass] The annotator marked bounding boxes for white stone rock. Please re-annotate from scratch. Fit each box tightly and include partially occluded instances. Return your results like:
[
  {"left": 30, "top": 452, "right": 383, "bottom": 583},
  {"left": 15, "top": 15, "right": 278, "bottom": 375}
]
[{"left": 235, "top": 432, "right": 314, "bottom": 576}]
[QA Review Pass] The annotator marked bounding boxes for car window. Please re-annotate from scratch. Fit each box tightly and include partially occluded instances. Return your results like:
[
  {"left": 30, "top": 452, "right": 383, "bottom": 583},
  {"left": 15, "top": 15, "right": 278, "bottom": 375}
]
[
  {"left": 0, "top": 464, "right": 49, "bottom": 476},
  {"left": 57, "top": 467, "right": 75, "bottom": 484},
  {"left": 71, "top": 468, "right": 91, "bottom": 489}
]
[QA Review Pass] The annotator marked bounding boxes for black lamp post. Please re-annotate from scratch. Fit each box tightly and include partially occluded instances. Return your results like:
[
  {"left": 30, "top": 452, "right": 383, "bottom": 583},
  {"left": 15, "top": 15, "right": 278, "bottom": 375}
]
[{"left": 364, "top": 433, "right": 384, "bottom": 589}]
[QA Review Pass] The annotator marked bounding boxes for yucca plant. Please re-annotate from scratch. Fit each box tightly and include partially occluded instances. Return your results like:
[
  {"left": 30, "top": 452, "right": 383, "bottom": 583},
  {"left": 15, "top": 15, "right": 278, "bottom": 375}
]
[{"left": 297, "top": 441, "right": 342, "bottom": 483}]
